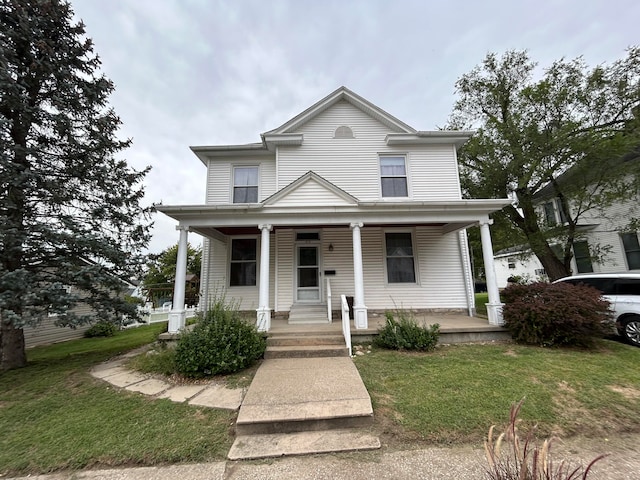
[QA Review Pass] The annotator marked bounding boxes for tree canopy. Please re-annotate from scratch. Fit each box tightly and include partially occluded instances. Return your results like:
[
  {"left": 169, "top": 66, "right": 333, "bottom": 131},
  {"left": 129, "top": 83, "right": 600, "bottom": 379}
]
[
  {"left": 451, "top": 48, "right": 640, "bottom": 281},
  {"left": 141, "top": 243, "right": 202, "bottom": 308},
  {"left": 0, "top": 0, "right": 152, "bottom": 369}
]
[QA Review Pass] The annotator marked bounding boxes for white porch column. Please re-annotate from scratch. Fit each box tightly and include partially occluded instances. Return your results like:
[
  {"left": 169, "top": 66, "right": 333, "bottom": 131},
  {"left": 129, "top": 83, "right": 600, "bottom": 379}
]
[
  {"left": 350, "top": 222, "right": 368, "bottom": 329},
  {"left": 479, "top": 219, "right": 504, "bottom": 325},
  {"left": 256, "top": 224, "right": 272, "bottom": 332},
  {"left": 168, "top": 226, "right": 188, "bottom": 333}
]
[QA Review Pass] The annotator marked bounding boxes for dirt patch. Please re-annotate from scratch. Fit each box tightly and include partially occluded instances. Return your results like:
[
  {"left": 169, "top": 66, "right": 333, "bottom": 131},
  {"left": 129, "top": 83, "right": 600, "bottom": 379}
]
[
  {"left": 608, "top": 385, "right": 640, "bottom": 400},
  {"left": 503, "top": 348, "right": 518, "bottom": 357}
]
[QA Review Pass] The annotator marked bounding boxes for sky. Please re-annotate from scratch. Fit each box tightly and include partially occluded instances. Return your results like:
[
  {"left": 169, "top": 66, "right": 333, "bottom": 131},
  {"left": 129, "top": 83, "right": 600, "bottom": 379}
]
[{"left": 70, "top": 0, "right": 640, "bottom": 254}]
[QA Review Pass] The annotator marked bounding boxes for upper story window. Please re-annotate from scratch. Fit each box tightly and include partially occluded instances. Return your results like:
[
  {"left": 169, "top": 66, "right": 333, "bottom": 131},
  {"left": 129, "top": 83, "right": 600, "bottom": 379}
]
[
  {"left": 233, "top": 166, "right": 258, "bottom": 203},
  {"left": 380, "top": 156, "right": 408, "bottom": 198},
  {"left": 542, "top": 198, "right": 568, "bottom": 226},
  {"left": 385, "top": 232, "right": 416, "bottom": 283},
  {"left": 622, "top": 232, "right": 640, "bottom": 270}
]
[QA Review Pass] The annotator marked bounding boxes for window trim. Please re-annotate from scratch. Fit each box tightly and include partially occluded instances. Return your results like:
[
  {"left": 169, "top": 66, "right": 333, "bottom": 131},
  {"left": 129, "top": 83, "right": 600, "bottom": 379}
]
[
  {"left": 232, "top": 165, "right": 260, "bottom": 204},
  {"left": 379, "top": 154, "right": 409, "bottom": 199},
  {"left": 383, "top": 229, "right": 418, "bottom": 285},
  {"left": 228, "top": 236, "right": 259, "bottom": 287}
]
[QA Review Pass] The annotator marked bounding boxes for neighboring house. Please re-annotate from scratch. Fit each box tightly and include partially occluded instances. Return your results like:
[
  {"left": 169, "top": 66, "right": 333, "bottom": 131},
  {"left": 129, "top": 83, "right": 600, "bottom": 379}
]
[
  {"left": 494, "top": 154, "right": 640, "bottom": 285},
  {"left": 494, "top": 246, "right": 548, "bottom": 289},
  {"left": 157, "top": 87, "right": 510, "bottom": 331},
  {"left": 23, "top": 286, "right": 94, "bottom": 348}
]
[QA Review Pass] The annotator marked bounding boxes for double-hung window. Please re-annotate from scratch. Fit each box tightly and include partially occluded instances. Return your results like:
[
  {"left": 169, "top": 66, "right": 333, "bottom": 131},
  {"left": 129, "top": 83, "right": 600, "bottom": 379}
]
[
  {"left": 385, "top": 232, "right": 416, "bottom": 283},
  {"left": 622, "top": 232, "right": 640, "bottom": 270},
  {"left": 380, "top": 156, "right": 408, "bottom": 198},
  {"left": 233, "top": 166, "right": 258, "bottom": 203},
  {"left": 573, "top": 240, "right": 593, "bottom": 273},
  {"left": 230, "top": 238, "right": 257, "bottom": 286}
]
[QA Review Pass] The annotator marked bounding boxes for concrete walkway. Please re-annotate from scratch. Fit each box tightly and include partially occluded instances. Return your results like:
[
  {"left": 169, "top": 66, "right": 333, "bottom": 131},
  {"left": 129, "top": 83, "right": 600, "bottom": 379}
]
[{"left": 90, "top": 349, "right": 245, "bottom": 411}]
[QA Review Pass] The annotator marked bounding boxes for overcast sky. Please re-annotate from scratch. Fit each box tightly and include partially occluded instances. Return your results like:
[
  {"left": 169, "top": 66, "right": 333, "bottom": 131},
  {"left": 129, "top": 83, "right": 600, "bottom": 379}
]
[{"left": 71, "top": 0, "right": 639, "bottom": 254}]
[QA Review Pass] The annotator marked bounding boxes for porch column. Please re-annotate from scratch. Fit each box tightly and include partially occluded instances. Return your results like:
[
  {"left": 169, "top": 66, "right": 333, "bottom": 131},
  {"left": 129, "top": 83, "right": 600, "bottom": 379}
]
[
  {"left": 479, "top": 219, "right": 504, "bottom": 325},
  {"left": 350, "top": 222, "right": 368, "bottom": 329},
  {"left": 256, "top": 224, "right": 272, "bottom": 332},
  {"left": 168, "top": 226, "right": 188, "bottom": 333}
]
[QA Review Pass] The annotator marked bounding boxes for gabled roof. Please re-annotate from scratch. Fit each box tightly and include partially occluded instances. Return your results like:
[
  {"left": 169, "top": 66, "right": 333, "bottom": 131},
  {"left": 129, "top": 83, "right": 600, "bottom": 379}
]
[
  {"left": 262, "top": 171, "right": 359, "bottom": 206},
  {"left": 262, "top": 86, "right": 417, "bottom": 137}
]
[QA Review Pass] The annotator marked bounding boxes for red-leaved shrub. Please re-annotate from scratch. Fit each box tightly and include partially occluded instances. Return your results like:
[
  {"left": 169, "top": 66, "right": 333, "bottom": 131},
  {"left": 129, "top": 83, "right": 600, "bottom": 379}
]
[{"left": 501, "top": 282, "right": 613, "bottom": 347}]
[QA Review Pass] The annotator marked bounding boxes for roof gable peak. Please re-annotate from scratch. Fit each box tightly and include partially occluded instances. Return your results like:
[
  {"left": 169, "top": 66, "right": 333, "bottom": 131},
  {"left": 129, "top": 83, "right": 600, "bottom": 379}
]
[{"left": 263, "top": 86, "right": 416, "bottom": 137}]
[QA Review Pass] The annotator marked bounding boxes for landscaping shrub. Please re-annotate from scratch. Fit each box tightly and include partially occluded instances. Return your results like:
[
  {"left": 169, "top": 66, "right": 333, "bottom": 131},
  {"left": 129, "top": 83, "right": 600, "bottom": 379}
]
[
  {"left": 174, "top": 297, "right": 266, "bottom": 377},
  {"left": 502, "top": 282, "right": 613, "bottom": 347},
  {"left": 374, "top": 310, "right": 439, "bottom": 351},
  {"left": 84, "top": 320, "right": 117, "bottom": 338}
]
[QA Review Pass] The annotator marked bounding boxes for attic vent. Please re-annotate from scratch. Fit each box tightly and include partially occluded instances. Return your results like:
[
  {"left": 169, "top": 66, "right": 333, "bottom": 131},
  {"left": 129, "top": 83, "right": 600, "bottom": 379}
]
[{"left": 334, "top": 125, "right": 354, "bottom": 138}]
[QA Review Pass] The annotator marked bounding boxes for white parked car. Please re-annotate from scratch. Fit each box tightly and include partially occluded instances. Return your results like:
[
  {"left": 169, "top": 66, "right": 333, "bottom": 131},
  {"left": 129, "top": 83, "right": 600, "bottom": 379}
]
[{"left": 554, "top": 273, "right": 640, "bottom": 347}]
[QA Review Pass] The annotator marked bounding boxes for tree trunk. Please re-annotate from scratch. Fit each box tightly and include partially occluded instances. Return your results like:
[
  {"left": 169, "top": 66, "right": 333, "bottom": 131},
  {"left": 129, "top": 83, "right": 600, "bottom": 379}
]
[{"left": 0, "top": 316, "right": 27, "bottom": 370}]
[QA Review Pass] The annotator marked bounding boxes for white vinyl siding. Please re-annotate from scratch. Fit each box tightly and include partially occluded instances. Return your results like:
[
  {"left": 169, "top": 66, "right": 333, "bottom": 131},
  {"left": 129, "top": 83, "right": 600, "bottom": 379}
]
[
  {"left": 276, "top": 101, "right": 461, "bottom": 201},
  {"left": 24, "top": 302, "right": 94, "bottom": 348},
  {"left": 270, "top": 178, "right": 355, "bottom": 206},
  {"left": 206, "top": 157, "right": 276, "bottom": 204}
]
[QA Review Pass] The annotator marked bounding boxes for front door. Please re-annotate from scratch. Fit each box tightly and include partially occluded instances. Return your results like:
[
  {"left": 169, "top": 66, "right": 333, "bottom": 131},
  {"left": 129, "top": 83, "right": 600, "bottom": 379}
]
[{"left": 296, "top": 245, "right": 320, "bottom": 302}]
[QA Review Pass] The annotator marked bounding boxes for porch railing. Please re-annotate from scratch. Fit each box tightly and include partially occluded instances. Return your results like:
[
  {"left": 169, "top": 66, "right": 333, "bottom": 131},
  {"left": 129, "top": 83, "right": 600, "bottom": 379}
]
[
  {"left": 340, "top": 294, "right": 352, "bottom": 356},
  {"left": 326, "top": 277, "right": 332, "bottom": 323}
]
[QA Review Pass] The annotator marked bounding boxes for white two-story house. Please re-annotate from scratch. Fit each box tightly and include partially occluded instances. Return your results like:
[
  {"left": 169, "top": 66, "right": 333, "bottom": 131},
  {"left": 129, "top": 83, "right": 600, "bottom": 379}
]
[{"left": 157, "top": 87, "right": 510, "bottom": 332}]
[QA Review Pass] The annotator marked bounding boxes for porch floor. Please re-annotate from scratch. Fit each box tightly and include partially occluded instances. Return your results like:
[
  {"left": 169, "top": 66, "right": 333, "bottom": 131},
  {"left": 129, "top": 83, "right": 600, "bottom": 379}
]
[{"left": 270, "top": 313, "right": 510, "bottom": 344}]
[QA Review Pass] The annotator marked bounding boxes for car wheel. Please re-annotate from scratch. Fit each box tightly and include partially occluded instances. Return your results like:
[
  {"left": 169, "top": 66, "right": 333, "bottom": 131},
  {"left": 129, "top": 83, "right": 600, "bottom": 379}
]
[{"left": 620, "top": 316, "right": 640, "bottom": 347}]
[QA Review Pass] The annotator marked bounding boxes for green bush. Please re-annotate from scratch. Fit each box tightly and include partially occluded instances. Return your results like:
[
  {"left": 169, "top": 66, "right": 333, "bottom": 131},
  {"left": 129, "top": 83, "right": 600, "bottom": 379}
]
[
  {"left": 374, "top": 310, "right": 439, "bottom": 351},
  {"left": 84, "top": 320, "right": 117, "bottom": 338},
  {"left": 174, "top": 298, "right": 266, "bottom": 377},
  {"left": 502, "top": 282, "right": 613, "bottom": 347}
]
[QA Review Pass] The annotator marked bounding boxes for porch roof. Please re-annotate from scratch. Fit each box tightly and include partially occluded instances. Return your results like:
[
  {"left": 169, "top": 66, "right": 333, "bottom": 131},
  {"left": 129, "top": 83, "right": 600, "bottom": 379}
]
[{"left": 156, "top": 198, "right": 510, "bottom": 239}]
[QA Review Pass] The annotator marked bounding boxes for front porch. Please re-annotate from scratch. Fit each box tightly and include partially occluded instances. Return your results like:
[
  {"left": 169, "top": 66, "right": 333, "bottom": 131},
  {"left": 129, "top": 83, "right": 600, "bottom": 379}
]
[{"left": 270, "top": 313, "right": 510, "bottom": 345}]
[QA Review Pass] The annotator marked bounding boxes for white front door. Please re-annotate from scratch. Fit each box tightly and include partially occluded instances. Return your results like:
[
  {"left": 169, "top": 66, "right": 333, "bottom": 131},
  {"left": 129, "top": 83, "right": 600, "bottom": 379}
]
[{"left": 296, "top": 245, "right": 321, "bottom": 302}]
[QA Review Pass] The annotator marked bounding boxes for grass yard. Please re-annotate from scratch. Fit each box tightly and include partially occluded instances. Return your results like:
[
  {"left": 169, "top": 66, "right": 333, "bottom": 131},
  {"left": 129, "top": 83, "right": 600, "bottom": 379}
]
[
  {"left": 475, "top": 292, "right": 489, "bottom": 316},
  {"left": 0, "top": 323, "right": 234, "bottom": 477},
  {"left": 354, "top": 339, "right": 640, "bottom": 446}
]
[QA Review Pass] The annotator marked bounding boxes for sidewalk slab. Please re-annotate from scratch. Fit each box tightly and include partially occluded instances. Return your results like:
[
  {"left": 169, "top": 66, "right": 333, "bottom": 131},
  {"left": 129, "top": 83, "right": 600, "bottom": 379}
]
[
  {"left": 189, "top": 385, "right": 244, "bottom": 410},
  {"left": 228, "top": 429, "right": 381, "bottom": 460},
  {"left": 100, "top": 371, "right": 148, "bottom": 388},
  {"left": 125, "top": 378, "right": 170, "bottom": 395},
  {"left": 91, "top": 365, "right": 129, "bottom": 379},
  {"left": 159, "top": 385, "right": 206, "bottom": 402}
]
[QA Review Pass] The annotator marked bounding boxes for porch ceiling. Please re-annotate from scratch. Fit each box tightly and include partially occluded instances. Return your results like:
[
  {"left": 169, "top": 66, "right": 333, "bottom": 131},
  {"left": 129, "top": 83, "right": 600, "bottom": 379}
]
[{"left": 156, "top": 198, "right": 510, "bottom": 239}]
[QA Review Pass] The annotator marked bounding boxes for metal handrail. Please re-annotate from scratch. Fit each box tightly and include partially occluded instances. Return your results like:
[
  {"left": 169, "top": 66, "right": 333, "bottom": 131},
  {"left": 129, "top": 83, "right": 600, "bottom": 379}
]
[
  {"left": 326, "top": 277, "right": 332, "bottom": 323},
  {"left": 340, "top": 294, "right": 352, "bottom": 356}
]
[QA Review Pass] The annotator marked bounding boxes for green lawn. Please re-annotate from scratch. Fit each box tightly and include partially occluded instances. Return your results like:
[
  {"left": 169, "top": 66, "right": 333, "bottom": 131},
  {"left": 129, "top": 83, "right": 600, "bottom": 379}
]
[
  {"left": 475, "top": 292, "right": 489, "bottom": 316},
  {"left": 4, "top": 323, "right": 640, "bottom": 476},
  {"left": 355, "top": 340, "right": 640, "bottom": 446},
  {"left": 0, "top": 324, "right": 234, "bottom": 476}
]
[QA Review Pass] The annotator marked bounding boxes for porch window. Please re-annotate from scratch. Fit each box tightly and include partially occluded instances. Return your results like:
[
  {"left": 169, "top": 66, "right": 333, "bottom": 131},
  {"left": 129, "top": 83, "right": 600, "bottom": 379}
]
[
  {"left": 380, "top": 156, "right": 408, "bottom": 198},
  {"left": 233, "top": 166, "right": 258, "bottom": 203},
  {"left": 230, "top": 238, "right": 257, "bottom": 286},
  {"left": 622, "top": 232, "right": 640, "bottom": 270},
  {"left": 385, "top": 232, "right": 416, "bottom": 283}
]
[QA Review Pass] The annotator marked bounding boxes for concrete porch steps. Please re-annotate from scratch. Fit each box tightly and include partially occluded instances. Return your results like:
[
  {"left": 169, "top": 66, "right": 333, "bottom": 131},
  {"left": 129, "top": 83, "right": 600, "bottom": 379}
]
[
  {"left": 288, "top": 303, "right": 330, "bottom": 324},
  {"left": 264, "top": 331, "right": 349, "bottom": 359},
  {"left": 229, "top": 357, "right": 379, "bottom": 460}
]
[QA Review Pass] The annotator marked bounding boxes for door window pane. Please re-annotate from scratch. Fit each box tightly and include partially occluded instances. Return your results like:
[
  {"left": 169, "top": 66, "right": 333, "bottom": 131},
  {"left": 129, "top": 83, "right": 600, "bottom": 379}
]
[{"left": 299, "top": 247, "right": 317, "bottom": 266}]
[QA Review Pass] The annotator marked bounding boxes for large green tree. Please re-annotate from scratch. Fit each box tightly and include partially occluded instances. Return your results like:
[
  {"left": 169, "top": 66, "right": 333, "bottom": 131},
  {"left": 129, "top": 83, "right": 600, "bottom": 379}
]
[
  {"left": 142, "top": 242, "right": 201, "bottom": 295},
  {"left": 0, "top": 0, "right": 151, "bottom": 370},
  {"left": 451, "top": 49, "right": 640, "bottom": 281}
]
